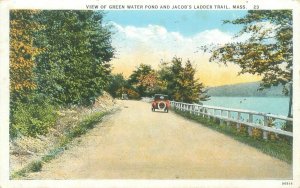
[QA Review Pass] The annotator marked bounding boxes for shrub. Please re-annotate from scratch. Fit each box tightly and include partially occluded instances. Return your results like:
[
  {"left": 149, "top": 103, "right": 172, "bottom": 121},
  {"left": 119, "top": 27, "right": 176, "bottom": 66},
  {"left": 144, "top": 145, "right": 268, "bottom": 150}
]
[
  {"left": 238, "top": 124, "right": 248, "bottom": 137},
  {"left": 10, "top": 94, "right": 58, "bottom": 138},
  {"left": 252, "top": 128, "right": 262, "bottom": 140},
  {"left": 29, "top": 161, "right": 42, "bottom": 172}
]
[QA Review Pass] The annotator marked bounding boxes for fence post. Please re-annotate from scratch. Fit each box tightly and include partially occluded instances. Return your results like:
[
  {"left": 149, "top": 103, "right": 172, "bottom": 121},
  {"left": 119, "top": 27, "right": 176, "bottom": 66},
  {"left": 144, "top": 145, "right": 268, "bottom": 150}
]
[
  {"left": 207, "top": 108, "right": 210, "bottom": 120},
  {"left": 213, "top": 109, "right": 216, "bottom": 121},
  {"left": 199, "top": 106, "right": 202, "bottom": 116},
  {"left": 227, "top": 111, "right": 231, "bottom": 126},
  {"left": 220, "top": 110, "right": 224, "bottom": 125},
  {"left": 248, "top": 114, "right": 253, "bottom": 136},
  {"left": 237, "top": 112, "right": 241, "bottom": 131},
  {"left": 263, "top": 116, "right": 268, "bottom": 140}
]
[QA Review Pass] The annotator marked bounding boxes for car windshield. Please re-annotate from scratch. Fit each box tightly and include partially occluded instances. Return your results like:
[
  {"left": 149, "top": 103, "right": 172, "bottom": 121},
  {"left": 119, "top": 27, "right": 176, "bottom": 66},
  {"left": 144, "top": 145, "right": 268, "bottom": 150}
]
[{"left": 154, "top": 94, "right": 168, "bottom": 100}]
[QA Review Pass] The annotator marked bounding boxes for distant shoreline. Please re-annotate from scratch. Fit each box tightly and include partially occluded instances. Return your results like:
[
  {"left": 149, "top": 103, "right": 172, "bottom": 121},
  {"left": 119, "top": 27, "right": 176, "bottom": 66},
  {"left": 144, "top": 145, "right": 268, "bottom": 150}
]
[{"left": 207, "top": 81, "right": 288, "bottom": 97}]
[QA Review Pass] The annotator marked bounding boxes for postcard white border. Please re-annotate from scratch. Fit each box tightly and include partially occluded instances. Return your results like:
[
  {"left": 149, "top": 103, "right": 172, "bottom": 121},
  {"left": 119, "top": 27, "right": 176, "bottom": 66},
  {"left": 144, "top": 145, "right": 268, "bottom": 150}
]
[{"left": 1, "top": 0, "right": 299, "bottom": 187}]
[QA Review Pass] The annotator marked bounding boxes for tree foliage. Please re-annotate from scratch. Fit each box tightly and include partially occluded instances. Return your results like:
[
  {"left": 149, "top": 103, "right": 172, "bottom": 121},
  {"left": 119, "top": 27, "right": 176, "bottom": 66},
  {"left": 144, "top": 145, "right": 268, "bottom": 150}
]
[
  {"left": 110, "top": 57, "right": 209, "bottom": 103},
  {"left": 159, "top": 57, "right": 209, "bottom": 103},
  {"left": 210, "top": 10, "right": 292, "bottom": 90},
  {"left": 9, "top": 10, "right": 115, "bottom": 138},
  {"left": 10, "top": 10, "right": 58, "bottom": 138},
  {"left": 10, "top": 10, "right": 41, "bottom": 103},
  {"left": 35, "top": 10, "right": 114, "bottom": 106},
  {"left": 106, "top": 74, "right": 128, "bottom": 98},
  {"left": 10, "top": 94, "right": 58, "bottom": 138},
  {"left": 128, "top": 64, "right": 156, "bottom": 97}
]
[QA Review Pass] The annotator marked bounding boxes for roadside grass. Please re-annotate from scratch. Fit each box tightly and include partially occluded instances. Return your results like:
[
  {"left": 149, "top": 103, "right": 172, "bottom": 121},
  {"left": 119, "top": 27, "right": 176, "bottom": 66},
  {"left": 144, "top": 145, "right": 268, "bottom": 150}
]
[
  {"left": 173, "top": 109, "right": 292, "bottom": 164},
  {"left": 11, "top": 111, "right": 111, "bottom": 179}
]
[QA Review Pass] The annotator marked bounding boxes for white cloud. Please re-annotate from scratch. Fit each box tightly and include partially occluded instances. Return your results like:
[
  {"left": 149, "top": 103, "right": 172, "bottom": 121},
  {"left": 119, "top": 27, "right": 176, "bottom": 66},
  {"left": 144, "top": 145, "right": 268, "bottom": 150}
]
[
  {"left": 110, "top": 22, "right": 233, "bottom": 59},
  {"left": 109, "top": 22, "right": 262, "bottom": 86}
]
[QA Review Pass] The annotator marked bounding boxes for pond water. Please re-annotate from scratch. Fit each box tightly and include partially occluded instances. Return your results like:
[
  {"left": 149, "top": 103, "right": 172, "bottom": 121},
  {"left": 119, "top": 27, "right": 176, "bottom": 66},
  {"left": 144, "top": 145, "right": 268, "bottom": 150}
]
[{"left": 202, "top": 96, "right": 290, "bottom": 117}]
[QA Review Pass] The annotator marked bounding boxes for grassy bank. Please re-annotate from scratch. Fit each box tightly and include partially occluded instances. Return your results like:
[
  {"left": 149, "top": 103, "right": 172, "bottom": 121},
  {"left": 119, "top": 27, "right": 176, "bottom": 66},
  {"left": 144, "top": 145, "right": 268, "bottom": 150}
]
[
  {"left": 173, "top": 109, "right": 292, "bottom": 164},
  {"left": 11, "top": 110, "right": 111, "bottom": 179}
]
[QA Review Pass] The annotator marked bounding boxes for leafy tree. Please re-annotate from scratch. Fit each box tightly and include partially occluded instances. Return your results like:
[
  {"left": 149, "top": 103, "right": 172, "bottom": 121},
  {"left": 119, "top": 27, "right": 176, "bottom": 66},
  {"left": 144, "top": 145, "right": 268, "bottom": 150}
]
[
  {"left": 179, "top": 60, "right": 209, "bottom": 103},
  {"left": 208, "top": 10, "right": 292, "bottom": 117},
  {"left": 128, "top": 64, "right": 155, "bottom": 97},
  {"left": 10, "top": 10, "right": 57, "bottom": 138},
  {"left": 10, "top": 10, "right": 41, "bottom": 104},
  {"left": 158, "top": 58, "right": 183, "bottom": 99},
  {"left": 136, "top": 72, "right": 163, "bottom": 96},
  {"left": 106, "top": 74, "right": 128, "bottom": 98},
  {"left": 9, "top": 10, "right": 115, "bottom": 138},
  {"left": 35, "top": 10, "right": 114, "bottom": 106},
  {"left": 159, "top": 57, "right": 209, "bottom": 103}
]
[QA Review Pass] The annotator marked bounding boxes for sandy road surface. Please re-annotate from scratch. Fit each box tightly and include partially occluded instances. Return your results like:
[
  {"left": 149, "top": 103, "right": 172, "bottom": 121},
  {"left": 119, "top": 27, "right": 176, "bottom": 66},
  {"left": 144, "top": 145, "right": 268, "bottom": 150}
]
[{"left": 27, "top": 100, "right": 292, "bottom": 179}]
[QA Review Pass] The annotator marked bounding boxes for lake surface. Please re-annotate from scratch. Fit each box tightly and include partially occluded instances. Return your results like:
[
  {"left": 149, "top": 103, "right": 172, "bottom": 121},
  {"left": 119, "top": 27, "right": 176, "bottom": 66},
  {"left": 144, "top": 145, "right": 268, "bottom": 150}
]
[{"left": 202, "top": 96, "right": 290, "bottom": 117}]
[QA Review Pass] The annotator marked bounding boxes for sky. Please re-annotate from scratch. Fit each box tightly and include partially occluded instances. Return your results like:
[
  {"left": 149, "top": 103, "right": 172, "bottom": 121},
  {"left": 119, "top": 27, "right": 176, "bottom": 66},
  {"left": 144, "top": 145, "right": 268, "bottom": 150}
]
[{"left": 104, "top": 10, "right": 262, "bottom": 87}]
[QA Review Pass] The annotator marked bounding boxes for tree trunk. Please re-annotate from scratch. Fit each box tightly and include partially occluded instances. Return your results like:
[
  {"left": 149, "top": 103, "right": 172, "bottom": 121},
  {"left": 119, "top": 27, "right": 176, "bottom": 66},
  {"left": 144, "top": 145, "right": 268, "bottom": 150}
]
[{"left": 288, "top": 83, "right": 293, "bottom": 118}]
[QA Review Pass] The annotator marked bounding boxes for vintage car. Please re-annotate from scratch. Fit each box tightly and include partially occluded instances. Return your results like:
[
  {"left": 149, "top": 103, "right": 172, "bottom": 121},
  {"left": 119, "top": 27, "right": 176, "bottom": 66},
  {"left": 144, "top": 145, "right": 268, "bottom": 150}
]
[{"left": 151, "top": 94, "right": 170, "bottom": 113}]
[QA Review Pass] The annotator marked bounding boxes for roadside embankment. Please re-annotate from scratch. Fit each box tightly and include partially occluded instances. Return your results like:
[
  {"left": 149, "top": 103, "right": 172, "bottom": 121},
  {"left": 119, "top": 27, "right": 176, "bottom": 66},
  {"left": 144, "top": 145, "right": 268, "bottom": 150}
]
[{"left": 10, "top": 92, "right": 119, "bottom": 178}]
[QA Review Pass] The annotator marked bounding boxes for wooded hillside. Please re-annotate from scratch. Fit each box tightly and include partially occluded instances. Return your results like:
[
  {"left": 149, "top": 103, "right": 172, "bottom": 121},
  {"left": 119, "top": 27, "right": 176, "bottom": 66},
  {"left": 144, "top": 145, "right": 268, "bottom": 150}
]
[{"left": 207, "top": 82, "right": 287, "bottom": 97}]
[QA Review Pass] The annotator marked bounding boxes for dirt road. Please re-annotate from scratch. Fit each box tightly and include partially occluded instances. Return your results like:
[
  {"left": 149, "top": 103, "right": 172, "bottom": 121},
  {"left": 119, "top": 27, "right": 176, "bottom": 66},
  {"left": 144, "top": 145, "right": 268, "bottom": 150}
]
[{"left": 27, "top": 100, "right": 292, "bottom": 179}]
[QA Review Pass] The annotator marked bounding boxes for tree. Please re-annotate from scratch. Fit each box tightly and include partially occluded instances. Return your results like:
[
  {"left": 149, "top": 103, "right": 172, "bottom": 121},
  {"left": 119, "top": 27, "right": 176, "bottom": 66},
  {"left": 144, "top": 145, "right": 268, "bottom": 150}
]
[
  {"left": 106, "top": 74, "right": 128, "bottom": 98},
  {"left": 209, "top": 10, "right": 293, "bottom": 117},
  {"left": 136, "top": 72, "right": 162, "bottom": 96},
  {"left": 128, "top": 64, "right": 155, "bottom": 97},
  {"left": 159, "top": 57, "right": 209, "bottom": 103},
  {"left": 158, "top": 58, "right": 183, "bottom": 99},
  {"left": 10, "top": 10, "right": 41, "bottom": 104},
  {"left": 10, "top": 10, "right": 58, "bottom": 138},
  {"left": 179, "top": 60, "right": 209, "bottom": 103},
  {"left": 9, "top": 10, "right": 115, "bottom": 138},
  {"left": 35, "top": 10, "right": 114, "bottom": 106}
]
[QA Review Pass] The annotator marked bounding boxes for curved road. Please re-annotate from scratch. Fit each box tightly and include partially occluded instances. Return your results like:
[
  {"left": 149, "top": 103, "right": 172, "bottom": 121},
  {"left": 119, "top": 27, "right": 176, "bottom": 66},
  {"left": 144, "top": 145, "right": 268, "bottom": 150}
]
[{"left": 28, "top": 100, "right": 292, "bottom": 179}]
